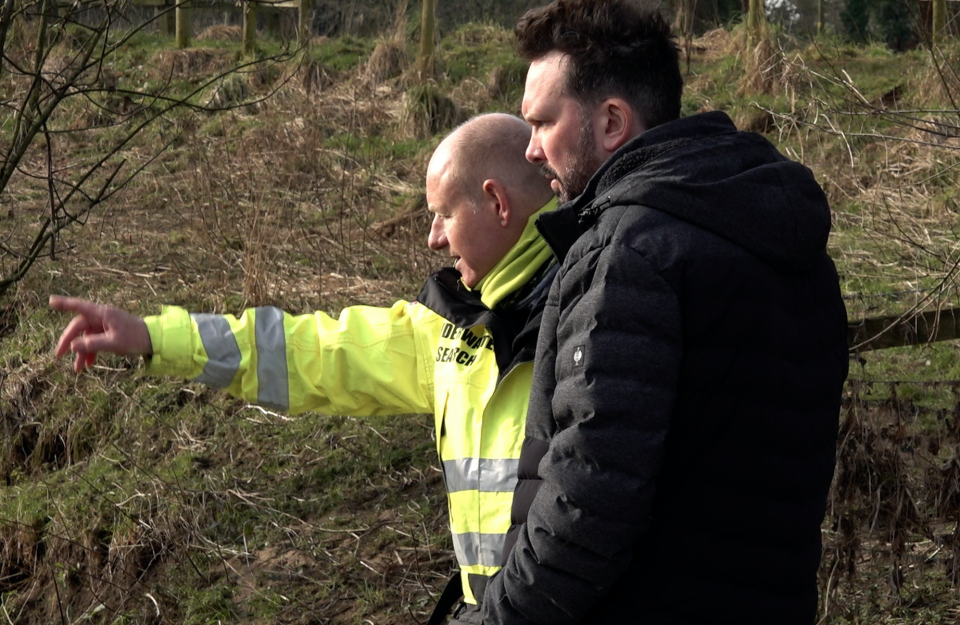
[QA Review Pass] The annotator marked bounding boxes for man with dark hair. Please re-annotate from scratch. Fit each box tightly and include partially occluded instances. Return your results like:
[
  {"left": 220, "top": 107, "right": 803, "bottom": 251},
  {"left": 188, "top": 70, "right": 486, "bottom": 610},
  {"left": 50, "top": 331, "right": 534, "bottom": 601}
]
[{"left": 483, "top": 1, "right": 849, "bottom": 624}]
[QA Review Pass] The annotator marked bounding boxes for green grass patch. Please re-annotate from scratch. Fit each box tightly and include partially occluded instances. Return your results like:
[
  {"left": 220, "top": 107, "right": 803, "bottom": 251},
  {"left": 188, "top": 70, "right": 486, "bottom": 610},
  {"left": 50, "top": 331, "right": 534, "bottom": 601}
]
[{"left": 311, "top": 35, "right": 376, "bottom": 72}]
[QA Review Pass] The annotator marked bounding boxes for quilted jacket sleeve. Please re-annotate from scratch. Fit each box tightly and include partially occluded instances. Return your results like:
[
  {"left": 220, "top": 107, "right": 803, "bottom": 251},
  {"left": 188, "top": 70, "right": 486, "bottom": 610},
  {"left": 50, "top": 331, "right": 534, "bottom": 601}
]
[{"left": 484, "top": 241, "right": 683, "bottom": 624}]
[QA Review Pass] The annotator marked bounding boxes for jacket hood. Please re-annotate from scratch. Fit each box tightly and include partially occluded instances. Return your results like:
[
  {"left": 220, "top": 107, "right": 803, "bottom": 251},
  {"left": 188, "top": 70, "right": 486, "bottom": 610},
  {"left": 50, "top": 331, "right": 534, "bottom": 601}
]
[{"left": 550, "top": 111, "right": 832, "bottom": 273}]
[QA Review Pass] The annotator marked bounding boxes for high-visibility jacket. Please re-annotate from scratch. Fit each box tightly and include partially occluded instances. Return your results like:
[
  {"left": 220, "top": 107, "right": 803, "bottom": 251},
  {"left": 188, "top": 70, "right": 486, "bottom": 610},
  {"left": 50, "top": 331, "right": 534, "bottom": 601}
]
[{"left": 143, "top": 264, "right": 555, "bottom": 605}]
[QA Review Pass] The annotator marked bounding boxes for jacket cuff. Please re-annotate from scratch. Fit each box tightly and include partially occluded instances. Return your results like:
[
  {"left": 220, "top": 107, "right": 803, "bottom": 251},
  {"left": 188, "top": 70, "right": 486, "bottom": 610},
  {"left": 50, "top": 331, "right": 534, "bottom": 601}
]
[{"left": 143, "top": 305, "right": 199, "bottom": 378}]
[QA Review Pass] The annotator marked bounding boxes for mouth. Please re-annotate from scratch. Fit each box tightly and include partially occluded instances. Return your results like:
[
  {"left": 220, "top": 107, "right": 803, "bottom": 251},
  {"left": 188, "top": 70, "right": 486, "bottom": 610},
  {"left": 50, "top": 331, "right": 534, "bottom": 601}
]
[{"left": 539, "top": 164, "right": 560, "bottom": 192}]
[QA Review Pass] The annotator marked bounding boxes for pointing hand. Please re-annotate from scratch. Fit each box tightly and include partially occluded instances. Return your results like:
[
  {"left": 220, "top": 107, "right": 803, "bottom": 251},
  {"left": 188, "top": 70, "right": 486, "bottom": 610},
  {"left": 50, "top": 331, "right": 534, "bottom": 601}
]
[{"left": 49, "top": 295, "right": 153, "bottom": 373}]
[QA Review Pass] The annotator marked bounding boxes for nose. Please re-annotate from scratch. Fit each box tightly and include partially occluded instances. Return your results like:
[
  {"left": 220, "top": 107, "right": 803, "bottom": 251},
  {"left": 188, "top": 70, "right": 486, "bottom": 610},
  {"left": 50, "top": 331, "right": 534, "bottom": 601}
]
[
  {"left": 525, "top": 135, "right": 544, "bottom": 164},
  {"left": 427, "top": 215, "right": 447, "bottom": 251}
]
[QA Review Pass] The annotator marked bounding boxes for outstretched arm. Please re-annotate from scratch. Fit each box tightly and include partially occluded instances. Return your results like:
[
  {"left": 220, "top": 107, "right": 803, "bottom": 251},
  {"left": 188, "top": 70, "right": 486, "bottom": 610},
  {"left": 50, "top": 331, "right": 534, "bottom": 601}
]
[
  {"left": 51, "top": 296, "right": 436, "bottom": 417},
  {"left": 49, "top": 295, "right": 153, "bottom": 372}
]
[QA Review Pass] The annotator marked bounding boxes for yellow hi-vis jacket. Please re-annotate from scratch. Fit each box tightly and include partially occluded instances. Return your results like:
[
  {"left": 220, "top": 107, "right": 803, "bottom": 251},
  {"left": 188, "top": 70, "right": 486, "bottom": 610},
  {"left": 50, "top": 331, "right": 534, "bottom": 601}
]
[{"left": 142, "top": 264, "right": 556, "bottom": 605}]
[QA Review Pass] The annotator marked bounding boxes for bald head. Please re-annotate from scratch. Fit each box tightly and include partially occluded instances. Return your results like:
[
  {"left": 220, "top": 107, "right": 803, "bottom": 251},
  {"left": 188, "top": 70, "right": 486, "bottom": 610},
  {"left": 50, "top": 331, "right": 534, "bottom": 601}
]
[
  {"left": 430, "top": 113, "right": 553, "bottom": 217},
  {"left": 425, "top": 114, "right": 554, "bottom": 287}
]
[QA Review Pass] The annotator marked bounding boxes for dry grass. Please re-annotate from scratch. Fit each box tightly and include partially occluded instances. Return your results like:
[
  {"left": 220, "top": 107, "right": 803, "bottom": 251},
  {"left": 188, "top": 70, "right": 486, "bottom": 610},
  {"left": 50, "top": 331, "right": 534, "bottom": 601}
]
[
  {"left": 366, "top": 38, "right": 410, "bottom": 83},
  {"left": 483, "top": 58, "right": 527, "bottom": 102},
  {"left": 739, "top": 36, "right": 788, "bottom": 97},
  {"left": 916, "top": 44, "right": 960, "bottom": 111},
  {"left": 1, "top": 340, "right": 450, "bottom": 623},
  {"left": 197, "top": 25, "right": 243, "bottom": 42},
  {"left": 401, "top": 81, "right": 466, "bottom": 140},
  {"left": 68, "top": 49, "right": 439, "bottom": 312},
  {"left": 822, "top": 384, "right": 960, "bottom": 621},
  {"left": 152, "top": 49, "right": 237, "bottom": 82},
  {"left": 299, "top": 59, "right": 337, "bottom": 94},
  {"left": 686, "top": 27, "right": 735, "bottom": 60}
]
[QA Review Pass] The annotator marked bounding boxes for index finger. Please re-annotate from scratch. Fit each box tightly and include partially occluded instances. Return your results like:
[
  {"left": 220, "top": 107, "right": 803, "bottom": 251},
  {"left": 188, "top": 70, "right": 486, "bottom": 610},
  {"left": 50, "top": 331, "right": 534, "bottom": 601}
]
[{"left": 49, "top": 295, "right": 101, "bottom": 317}]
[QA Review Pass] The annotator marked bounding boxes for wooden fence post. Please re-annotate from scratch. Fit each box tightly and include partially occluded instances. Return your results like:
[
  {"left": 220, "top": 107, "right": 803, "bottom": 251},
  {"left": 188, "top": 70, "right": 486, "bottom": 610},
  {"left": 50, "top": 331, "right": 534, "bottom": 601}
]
[
  {"left": 175, "top": 0, "right": 190, "bottom": 48},
  {"left": 299, "top": 0, "right": 312, "bottom": 45},
  {"left": 243, "top": 0, "right": 257, "bottom": 57},
  {"left": 418, "top": 0, "right": 436, "bottom": 76},
  {"left": 932, "top": 0, "right": 947, "bottom": 46}
]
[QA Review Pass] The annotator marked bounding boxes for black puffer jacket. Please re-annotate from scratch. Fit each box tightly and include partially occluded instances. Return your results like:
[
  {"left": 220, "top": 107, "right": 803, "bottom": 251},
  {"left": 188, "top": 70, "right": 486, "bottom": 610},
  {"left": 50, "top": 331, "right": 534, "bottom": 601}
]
[{"left": 483, "top": 111, "right": 849, "bottom": 625}]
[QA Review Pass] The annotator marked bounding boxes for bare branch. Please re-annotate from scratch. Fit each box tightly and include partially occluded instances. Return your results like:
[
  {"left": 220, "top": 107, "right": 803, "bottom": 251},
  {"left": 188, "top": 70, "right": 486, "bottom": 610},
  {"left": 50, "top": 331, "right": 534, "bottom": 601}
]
[{"left": 0, "top": 2, "right": 305, "bottom": 298}]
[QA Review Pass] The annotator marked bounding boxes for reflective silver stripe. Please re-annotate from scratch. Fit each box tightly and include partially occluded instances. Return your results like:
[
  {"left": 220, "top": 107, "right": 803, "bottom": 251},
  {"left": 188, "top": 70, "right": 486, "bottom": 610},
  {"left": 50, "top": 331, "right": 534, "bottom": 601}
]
[
  {"left": 192, "top": 314, "right": 242, "bottom": 389},
  {"left": 442, "top": 458, "right": 519, "bottom": 493},
  {"left": 255, "top": 306, "right": 289, "bottom": 410},
  {"left": 452, "top": 531, "right": 507, "bottom": 568}
]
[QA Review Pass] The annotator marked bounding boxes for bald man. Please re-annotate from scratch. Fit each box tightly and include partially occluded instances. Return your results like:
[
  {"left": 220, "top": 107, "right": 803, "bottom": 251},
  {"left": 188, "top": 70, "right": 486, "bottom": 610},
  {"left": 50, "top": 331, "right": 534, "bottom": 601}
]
[{"left": 51, "top": 113, "right": 555, "bottom": 625}]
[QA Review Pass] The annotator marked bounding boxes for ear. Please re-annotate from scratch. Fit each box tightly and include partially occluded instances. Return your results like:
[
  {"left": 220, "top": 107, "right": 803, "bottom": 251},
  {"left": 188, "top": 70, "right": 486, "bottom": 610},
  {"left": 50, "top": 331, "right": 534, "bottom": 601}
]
[
  {"left": 597, "top": 98, "right": 643, "bottom": 154},
  {"left": 482, "top": 178, "right": 511, "bottom": 227}
]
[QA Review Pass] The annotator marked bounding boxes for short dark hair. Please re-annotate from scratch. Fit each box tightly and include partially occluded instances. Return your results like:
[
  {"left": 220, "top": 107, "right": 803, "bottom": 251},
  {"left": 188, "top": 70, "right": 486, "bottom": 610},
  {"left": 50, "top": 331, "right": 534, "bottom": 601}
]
[{"left": 516, "top": 0, "right": 683, "bottom": 130}]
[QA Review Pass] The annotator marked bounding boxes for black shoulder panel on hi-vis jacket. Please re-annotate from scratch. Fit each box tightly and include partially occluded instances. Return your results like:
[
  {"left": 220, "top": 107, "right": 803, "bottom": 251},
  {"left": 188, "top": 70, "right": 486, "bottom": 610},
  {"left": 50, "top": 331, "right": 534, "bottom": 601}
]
[{"left": 417, "top": 265, "right": 556, "bottom": 381}]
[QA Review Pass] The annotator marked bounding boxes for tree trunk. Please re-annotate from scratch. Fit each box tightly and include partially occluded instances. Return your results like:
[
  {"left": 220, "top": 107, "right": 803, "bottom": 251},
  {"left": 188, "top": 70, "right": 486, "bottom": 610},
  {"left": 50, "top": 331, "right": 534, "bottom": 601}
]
[
  {"left": 678, "top": 0, "right": 696, "bottom": 74},
  {"left": 932, "top": 0, "right": 946, "bottom": 46},
  {"left": 419, "top": 0, "right": 436, "bottom": 77},
  {"left": 746, "top": 0, "right": 767, "bottom": 47},
  {"left": 243, "top": 0, "right": 256, "bottom": 57}
]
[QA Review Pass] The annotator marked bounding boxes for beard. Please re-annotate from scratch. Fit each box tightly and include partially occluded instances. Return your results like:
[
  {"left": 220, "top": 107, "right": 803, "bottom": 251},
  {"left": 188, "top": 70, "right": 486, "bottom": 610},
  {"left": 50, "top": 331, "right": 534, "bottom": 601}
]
[{"left": 541, "top": 113, "right": 604, "bottom": 204}]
